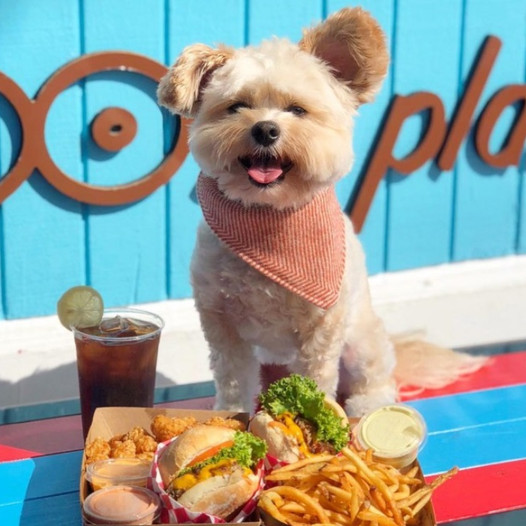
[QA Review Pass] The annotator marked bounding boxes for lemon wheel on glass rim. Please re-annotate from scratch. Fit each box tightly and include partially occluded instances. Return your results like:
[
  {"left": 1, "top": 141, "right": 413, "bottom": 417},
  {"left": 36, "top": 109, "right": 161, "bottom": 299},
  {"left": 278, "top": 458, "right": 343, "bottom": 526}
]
[{"left": 57, "top": 285, "right": 104, "bottom": 330}]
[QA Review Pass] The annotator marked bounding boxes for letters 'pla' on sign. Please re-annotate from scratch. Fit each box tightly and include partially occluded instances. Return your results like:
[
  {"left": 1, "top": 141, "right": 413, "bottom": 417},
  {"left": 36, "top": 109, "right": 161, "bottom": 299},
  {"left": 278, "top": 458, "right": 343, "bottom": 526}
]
[
  {"left": 0, "top": 52, "right": 190, "bottom": 206},
  {"left": 350, "top": 35, "right": 526, "bottom": 233}
]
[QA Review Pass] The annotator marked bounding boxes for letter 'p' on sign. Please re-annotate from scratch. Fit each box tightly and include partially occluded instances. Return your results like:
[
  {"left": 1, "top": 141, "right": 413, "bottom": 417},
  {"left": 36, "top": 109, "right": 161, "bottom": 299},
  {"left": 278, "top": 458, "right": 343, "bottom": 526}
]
[{"left": 350, "top": 36, "right": 526, "bottom": 233}]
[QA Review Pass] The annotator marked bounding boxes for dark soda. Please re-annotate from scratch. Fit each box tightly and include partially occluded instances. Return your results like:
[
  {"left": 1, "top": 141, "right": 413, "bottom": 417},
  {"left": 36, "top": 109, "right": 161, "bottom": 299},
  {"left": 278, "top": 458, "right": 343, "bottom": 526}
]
[{"left": 74, "top": 310, "right": 163, "bottom": 439}]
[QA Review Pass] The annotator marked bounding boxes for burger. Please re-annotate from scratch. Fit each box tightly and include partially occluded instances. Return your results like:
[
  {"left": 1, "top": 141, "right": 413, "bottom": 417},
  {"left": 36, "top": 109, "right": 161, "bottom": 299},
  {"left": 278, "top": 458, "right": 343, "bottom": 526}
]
[
  {"left": 249, "top": 374, "right": 350, "bottom": 463},
  {"left": 158, "top": 424, "right": 267, "bottom": 519}
]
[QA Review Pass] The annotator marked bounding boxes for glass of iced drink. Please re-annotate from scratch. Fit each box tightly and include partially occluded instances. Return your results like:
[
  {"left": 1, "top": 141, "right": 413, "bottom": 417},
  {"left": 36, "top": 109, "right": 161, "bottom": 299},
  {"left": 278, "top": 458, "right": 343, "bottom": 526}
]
[{"left": 73, "top": 308, "right": 164, "bottom": 439}]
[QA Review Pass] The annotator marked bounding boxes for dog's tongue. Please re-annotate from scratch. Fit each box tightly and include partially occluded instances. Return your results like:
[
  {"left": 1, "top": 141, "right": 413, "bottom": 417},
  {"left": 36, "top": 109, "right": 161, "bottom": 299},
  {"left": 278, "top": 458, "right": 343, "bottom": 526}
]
[{"left": 248, "top": 159, "right": 283, "bottom": 184}]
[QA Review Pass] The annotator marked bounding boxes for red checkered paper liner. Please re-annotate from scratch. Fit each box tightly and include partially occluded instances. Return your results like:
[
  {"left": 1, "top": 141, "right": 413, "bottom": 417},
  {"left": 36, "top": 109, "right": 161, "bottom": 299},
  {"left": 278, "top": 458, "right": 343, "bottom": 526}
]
[
  {"left": 149, "top": 437, "right": 265, "bottom": 524},
  {"left": 263, "top": 454, "right": 287, "bottom": 474}
]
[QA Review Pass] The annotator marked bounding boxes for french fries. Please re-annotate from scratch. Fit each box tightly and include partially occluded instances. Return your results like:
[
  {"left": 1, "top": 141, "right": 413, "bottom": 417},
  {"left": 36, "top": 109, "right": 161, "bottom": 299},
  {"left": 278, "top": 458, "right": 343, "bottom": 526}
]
[{"left": 258, "top": 446, "right": 458, "bottom": 526}]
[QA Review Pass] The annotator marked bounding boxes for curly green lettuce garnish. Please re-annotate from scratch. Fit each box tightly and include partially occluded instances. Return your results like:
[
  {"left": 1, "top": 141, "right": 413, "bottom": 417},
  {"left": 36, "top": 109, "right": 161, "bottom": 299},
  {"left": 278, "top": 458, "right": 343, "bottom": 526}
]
[{"left": 259, "top": 374, "right": 350, "bottom": 451}]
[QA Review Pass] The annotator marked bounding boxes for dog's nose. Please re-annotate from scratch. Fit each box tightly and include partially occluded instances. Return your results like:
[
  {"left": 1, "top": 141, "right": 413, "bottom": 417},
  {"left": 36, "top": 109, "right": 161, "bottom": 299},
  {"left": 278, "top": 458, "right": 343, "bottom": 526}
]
[{"left": 251, "top": 121, "right": 280, "bottom": 146}]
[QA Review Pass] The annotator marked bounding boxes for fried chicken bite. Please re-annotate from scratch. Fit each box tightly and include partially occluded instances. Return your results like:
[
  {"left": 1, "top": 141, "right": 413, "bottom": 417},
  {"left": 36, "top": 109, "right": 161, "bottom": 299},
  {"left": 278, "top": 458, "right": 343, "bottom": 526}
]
[
  {"left": 123, "top": 426, "right": 149, "bottom": 443},
  {"left": 84, "top": 426, "right": 158, "bottom": 465},
  {"left": 110, "top": 439, "right": 137, "bottom": 458},
  {"left": 84, "top": 437, "right": 110, "bottom": 465},
  {"left": 134, "top": 433, "right": 158, "bottom": 455},
  {"left": 151, "top": 414, "right": 197, "bottom": 442}
]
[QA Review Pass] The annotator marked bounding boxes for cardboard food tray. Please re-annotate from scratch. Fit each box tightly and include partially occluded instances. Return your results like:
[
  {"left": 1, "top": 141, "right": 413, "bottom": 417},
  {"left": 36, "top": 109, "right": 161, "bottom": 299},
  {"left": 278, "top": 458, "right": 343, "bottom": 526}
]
[
  {"left": 80, "top": 407, "right": 436, "bottom": 526},
  {"left": 80, "top": 406, "right": 261, "bottom": 525}
]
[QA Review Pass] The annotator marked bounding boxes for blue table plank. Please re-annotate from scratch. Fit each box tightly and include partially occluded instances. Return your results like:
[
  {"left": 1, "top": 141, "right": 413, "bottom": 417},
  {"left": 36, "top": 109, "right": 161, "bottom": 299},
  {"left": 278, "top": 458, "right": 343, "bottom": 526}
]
[
  {"left": 420, "top": 417, "right": 526, "bottom": 475},
  {"left": 0, "top": 492, "right": 81, "bottom": 526},
  {"left": 0, "top": 459, "right": 34, "bottom": 505},
  {"left": 409, "top": 384, "right": 526, "bottom": 432},
  {"left": 0, "top": 451, "right": 81, "bottom": 502},
  {"left": 408, "top": 384, "right": 526, "bottom": 475}
]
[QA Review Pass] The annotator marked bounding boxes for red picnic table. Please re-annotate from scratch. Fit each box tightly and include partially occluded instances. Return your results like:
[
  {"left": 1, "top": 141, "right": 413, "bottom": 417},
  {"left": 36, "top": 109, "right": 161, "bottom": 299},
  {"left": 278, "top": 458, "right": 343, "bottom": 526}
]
[{"left": 1, "top": 349, "right": 526, "bottom": 525}]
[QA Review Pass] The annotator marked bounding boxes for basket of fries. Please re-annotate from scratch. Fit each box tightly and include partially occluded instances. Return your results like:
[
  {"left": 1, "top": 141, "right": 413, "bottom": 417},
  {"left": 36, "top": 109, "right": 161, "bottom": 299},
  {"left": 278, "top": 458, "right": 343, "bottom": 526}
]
[{"left": 257, "top": 446, "right": 457, "bottom": 526}]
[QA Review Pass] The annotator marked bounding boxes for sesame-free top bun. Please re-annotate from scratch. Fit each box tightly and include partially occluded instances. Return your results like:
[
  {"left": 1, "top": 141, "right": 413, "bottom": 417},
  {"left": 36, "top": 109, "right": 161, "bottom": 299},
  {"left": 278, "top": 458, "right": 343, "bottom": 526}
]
[
  {"left": 159, "top": 424, "right": 236, "bottom": 486},
  {"left": 248, "top": 412, "right": 301, "bottom": 463},
  {"left": 178, "top": 467, "right": 259, "bottom": 518}
]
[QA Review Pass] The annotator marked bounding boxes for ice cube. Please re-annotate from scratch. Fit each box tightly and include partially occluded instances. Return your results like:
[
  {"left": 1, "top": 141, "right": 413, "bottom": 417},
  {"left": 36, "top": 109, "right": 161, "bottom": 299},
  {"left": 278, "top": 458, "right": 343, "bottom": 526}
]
[
  {"left": 100, "top": 315, "right": 129, "bottom": 334},
  {"left": 125, "top": 317, "right": 156, "bottom": 336}
]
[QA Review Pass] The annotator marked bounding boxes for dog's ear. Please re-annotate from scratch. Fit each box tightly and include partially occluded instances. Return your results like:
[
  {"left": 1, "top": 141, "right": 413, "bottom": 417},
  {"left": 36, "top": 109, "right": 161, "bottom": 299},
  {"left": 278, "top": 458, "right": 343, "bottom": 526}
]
[
  {"left": 299, "top": 7, "right": 389, "bottom": 104},
  {"left": 157, "top": 44, "right": 233, "bottom": 117}
]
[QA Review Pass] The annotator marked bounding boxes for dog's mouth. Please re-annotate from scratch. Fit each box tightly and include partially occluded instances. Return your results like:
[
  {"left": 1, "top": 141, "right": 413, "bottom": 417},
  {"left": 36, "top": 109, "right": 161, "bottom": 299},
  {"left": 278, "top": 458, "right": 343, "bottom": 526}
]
[{"left": 239, "top": 154, "right": 292, "bottom": 187}]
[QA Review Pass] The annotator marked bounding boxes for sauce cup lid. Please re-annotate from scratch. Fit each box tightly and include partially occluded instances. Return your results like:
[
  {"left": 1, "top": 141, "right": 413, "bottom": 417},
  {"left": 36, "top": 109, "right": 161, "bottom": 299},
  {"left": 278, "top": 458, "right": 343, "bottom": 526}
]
[
  {"left": 354, "top": 404, "right": 427, "bottom": 467},
  {"left": 85, "top": 458, "right": 151, "bottom": 485},
  {"left": 83, "top": 485, "right": 160, "bottom": 524}
]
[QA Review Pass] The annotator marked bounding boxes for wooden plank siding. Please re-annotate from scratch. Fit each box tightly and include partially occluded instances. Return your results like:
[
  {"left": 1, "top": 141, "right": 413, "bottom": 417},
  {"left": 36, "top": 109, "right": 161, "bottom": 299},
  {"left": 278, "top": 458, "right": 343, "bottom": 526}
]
[
  {"left": 0, "top": 0, "right": 85, "bottom": 319},
  {"left": 452, "top": 0, "right": 525, "bottom": 261},
  {"left": 165, "top": 0, "right": 246, "bottom": 299},
  {"left": 81, "top": 0, "right": 168, "bottom": 308},
  {"left": 386, "top": 0, "right": 462, "bottom": 270},
  {"left": 333, "top": 0, "right": 395, "bottom": 275},
  {"left": 0, "top": 0, "right": 525, "bottom": 320}
]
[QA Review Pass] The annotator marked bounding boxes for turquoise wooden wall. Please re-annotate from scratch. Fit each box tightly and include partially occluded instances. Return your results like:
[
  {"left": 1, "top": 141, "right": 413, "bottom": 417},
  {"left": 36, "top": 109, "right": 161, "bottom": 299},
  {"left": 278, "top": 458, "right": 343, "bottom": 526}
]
[{"left": 0, "top": 0, "right": 524, "bottom": 320}]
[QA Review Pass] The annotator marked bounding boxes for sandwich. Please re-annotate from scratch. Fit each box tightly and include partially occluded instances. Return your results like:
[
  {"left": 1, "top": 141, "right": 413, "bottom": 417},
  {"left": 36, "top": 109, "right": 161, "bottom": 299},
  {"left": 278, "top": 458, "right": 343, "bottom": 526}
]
[
  {"left": 249, "top": 374, "right": 350, "bottom": 463},
  {"left": 158, "top": 424, "right": 266, "bottom": 519}
]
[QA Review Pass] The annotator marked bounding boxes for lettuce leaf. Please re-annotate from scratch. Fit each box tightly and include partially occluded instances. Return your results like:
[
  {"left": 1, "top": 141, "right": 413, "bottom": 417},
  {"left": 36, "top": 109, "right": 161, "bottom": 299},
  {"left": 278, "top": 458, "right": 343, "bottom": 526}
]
[
  {"left": 259, "top": 374, "right": 350, "bottom": 451},
  {"left": 178, "top": 431, "right": 267, "bottom": 476}
]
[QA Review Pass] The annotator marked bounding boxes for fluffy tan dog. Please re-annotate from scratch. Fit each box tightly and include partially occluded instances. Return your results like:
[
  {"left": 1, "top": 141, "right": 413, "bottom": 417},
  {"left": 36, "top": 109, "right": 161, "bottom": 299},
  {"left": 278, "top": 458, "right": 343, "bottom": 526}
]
[{"left": 158, "top": 8, "right": 482, "bottom": 415}]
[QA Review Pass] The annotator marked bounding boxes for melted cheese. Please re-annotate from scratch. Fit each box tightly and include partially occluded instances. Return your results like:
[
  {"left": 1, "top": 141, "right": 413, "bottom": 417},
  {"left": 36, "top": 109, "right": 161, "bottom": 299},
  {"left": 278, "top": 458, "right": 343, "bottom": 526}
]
[
  {"left": 172, "top": 458, "right": 250, "bottom": 492},
  {"left": 275, "top": 412, "right": 313, "bottom": 458}
]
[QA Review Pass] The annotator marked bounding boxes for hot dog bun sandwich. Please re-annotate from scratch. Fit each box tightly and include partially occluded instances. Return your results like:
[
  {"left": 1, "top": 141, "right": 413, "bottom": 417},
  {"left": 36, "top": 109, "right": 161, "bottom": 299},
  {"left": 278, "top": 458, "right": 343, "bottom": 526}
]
[
  {"left": 158, "top": 424, "right": 266, "bottom": 519},
  {"left": 249, "top": 374, "right": 350, "bottom": 463}
]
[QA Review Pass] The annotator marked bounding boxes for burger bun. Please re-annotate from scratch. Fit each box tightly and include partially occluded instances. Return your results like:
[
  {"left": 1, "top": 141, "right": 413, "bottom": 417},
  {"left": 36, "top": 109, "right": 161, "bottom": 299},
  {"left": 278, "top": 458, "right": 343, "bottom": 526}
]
[
  {"left": 178, "top": 467, "right": 258, "bottom": 519},
  {"left": 159, "top": 424, "right": 236, "bottom": 486},
  {"left": 248, "top": 412, "right": 301, "bottom": 463}
]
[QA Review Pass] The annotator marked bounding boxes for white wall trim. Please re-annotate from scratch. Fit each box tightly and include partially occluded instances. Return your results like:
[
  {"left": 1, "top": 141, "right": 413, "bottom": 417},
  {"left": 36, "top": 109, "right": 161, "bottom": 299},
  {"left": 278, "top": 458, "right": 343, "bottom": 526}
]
[
  {"left": 369, "top": 255, "right": 526, "bottom": 348},
  {"left": 2, "top": 255, "right": 526, "bottom": 408}
]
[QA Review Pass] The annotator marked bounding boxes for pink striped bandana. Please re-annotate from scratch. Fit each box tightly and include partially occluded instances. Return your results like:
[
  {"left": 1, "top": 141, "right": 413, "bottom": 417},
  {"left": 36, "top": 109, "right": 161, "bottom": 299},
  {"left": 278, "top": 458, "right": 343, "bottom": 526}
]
[{"left": 197, "top": 174, "right": 346, "bottom": 310}]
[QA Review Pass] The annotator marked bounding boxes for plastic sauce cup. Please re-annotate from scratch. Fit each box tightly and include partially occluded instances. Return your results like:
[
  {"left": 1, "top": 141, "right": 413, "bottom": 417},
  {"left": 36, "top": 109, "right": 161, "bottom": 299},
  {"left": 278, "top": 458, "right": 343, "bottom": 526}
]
[
  {"left": 353, "top": 404, "right": 427, "bottom": 469},
  {"left": 85, "top": 458, "right": 151, "bottom": 491},
  {"left": 83, "top": 485, "right": 160, "bottom": 525}
]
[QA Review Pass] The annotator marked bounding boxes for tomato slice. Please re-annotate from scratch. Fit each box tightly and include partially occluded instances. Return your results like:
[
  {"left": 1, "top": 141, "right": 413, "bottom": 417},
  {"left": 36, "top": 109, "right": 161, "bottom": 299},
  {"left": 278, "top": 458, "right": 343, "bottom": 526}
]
[{"left": 188, "top": 440, "right": 235, "bottom": 467}]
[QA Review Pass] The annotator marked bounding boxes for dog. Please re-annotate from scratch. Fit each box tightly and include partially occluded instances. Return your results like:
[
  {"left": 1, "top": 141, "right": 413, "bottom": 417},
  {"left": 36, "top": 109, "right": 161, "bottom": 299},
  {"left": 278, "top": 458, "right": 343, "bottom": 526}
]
[{"left": 157, "top": 8, "right": 485, "bottom": 416}]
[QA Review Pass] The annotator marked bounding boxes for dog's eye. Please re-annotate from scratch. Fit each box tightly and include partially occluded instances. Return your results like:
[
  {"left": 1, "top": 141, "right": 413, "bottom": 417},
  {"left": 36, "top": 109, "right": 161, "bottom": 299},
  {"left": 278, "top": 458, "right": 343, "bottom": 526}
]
[
  {"left": 228, "top": 102, "right": 250, "bottom": 113},
  {"left": 286, "top": 105, "right": 307, "bottom": 116}
]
